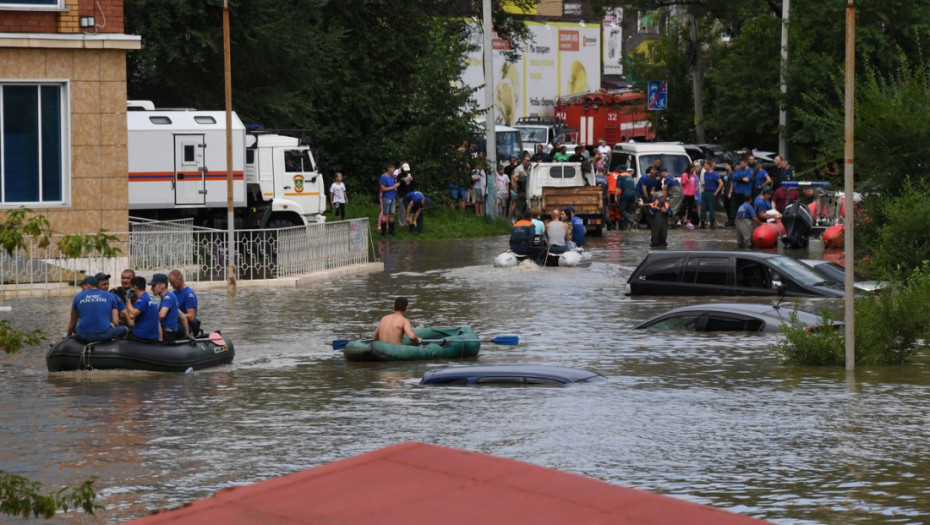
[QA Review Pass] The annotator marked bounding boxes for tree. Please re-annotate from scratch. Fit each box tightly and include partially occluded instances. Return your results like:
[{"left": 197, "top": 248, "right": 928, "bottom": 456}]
[
  {"left": 797, "top": 51, "right": 930, "bottom": 193},
  {"left": 124, "top": 0, "right": 537, "bottom": 200},
  {"left": 592, "top": 0, "right": 930, "bottom": 167}
]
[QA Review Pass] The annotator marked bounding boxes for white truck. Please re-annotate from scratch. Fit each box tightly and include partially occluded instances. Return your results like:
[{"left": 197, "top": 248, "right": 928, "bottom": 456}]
[
  {"left": 126, "top": 102, "right": 326, "bottom": 228},
  {"left": 525, "top": 162, "right": 606, "bottom": 236}
]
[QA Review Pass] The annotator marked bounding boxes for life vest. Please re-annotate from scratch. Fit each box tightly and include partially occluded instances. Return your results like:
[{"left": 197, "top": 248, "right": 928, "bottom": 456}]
[
  {"left": 510, "top": 223, "right": 536, "bottom": 255},
  {"left": 649, "top": 201, "right": 670, "bottom": 214}
]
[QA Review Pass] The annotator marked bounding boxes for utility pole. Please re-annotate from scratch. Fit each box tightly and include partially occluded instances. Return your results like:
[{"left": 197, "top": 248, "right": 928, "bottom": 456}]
[
  {"left": 843, "top": 0, "right": 855, "bottom": 371},
  {"left": 688, "top": 11, "right": 705, "bottom": 143},
  {"left": 223, "top": 0, "right": 236, "bottom": 295},
  {"left": 778, "top": 0, "right": 790, "bottom": 158},
  {"left": 483, "top": 0, "right": 497, "bottom": 219}
]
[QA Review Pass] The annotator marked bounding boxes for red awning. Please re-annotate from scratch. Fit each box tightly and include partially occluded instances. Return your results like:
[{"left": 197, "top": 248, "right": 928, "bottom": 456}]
[{"left": 129, "top": 442, "right": 771, "bottom": 525}]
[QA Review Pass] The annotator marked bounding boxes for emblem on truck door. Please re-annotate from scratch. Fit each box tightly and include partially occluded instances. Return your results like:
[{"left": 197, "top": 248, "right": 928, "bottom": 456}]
[{"left": 293, "top": 174, "right": 304, "bottom": 193}]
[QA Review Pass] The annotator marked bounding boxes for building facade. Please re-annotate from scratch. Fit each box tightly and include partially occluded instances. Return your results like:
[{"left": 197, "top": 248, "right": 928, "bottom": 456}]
[{"left": 0, "top": 0, "right": 139, "bottom": 235}]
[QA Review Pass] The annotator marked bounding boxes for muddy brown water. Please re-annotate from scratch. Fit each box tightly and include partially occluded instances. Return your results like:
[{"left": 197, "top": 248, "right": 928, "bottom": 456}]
[{"left": 2, "top": 227, "right": 928, "bottom": 524}]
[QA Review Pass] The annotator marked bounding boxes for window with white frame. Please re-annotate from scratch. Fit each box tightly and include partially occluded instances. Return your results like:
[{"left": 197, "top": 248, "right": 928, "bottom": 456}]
[
  {"left": 0, "top": 0, "right": 64, "bottom": 9},
  {"left": 0, "top": 83, "right": 68, "bottom": 206},
  {"left": 637, "top": 11, "right": 661, "bottom": 35}
]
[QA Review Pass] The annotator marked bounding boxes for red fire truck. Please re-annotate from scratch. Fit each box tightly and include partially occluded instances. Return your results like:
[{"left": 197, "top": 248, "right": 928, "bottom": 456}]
[{"left": 553, "top": 90, "right": 656, "bottom": 147}]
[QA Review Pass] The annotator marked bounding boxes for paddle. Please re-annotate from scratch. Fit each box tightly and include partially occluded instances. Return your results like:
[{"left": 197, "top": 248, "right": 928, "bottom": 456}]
[{"left": 331, "top": 335, "right": 518, "bottom": 350}]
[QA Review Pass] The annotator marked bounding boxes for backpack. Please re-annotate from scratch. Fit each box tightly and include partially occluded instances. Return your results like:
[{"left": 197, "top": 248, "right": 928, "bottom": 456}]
[{"left": 509, "top": 225, "right": 535, "bottom": 255}]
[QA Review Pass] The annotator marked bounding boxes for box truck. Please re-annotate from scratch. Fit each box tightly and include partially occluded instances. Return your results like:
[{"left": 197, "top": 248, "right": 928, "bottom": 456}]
[{"left": 127, "top": 102, "right": 325, "bottom": 228}]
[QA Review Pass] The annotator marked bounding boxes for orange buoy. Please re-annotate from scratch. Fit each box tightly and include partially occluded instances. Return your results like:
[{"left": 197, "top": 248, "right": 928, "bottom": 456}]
[
  {"left": 823, "top": 223, "right": 844, "bottom": 249},
  {"left": 752, "top": 223, "right": 779, "bottom": 248}
]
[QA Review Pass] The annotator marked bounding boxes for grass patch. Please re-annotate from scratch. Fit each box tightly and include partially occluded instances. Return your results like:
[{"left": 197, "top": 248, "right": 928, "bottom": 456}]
[{"left": 336, "top": 201, "right": 512, "bottom": 241}]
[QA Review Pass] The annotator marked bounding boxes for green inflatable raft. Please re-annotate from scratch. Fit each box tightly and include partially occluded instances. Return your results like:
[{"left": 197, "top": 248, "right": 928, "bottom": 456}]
[{"left": 341, "top": 326, "right": 480, "bottom": 362}]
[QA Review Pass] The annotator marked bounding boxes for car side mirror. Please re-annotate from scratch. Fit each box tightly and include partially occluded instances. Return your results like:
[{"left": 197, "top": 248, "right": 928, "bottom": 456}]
[{"left": 772, "top": 280, "right": 785, "bottom": 294}]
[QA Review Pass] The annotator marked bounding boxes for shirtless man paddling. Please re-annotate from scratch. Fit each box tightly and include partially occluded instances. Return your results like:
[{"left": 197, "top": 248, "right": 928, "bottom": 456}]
[{"left": 372, "top": 297, "right": 423, "bottom": 345}]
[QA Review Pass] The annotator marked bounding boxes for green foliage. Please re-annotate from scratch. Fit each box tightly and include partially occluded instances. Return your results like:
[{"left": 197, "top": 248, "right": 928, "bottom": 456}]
[
  {"left": 57, "top": 231, "right": 123, "bottom": 259},
  {"left": 625, "top": 21, "right": 690, "bottom": 141},
  {"left": 773, "top": 306, "right": 845, "bottom": 366},
  {"left": 854, "top": 264, "right": 930, "bottom": 365},
  {"left": 858, "top": 179, "right": 930, "bottom": 280},
  {"left": 703, "top": 14, "right": 781, "bottom": 149},
  {"left": 0, "top": 210, "right": 120, "bottom": 355},
  {"left": 344, "top": 201, "right": 511, "bottom": 241},
  {"left": 798, "top": 50, "right": 930, "bottom": 193},
  {"left": 0, "top": 471, "right": 101, "bottom": 519},
  {"left": 0, "top": 209, "right": 50, "bottom": 255},
  {"left": 774, "top": 265, "right": 930, "bottom": 366},
  {"left": 0, "top": 320, "right": 43, "bottom": 355},
  {"left": 621, "top": 0, "right": 930, "bottom": 168}
]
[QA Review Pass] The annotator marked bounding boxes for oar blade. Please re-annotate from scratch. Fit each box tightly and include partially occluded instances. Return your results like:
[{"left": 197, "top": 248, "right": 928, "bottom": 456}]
[
  {"left": 491, "top": 335, "right": 519, "bottom": 346},
  {"left": 332, "top": 339, "right": 350, "bottom": 350}
]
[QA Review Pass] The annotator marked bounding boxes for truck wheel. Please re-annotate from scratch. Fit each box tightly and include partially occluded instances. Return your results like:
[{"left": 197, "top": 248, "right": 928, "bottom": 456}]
[
  {"left": 267, "top": 218, "right": 297, "bottom": 229},
  {"left": 593, "top": 225, "right": 604, "bottom": 237}
]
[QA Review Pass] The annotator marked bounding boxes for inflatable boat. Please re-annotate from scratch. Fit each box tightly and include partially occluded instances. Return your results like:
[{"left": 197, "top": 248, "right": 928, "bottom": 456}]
[
  {"left": 46, "top": 332, "right": 234, "bottom": 372},
  {"left": 493, "top": 248, "right": 592, "bottom": 268},
  {"left": 340, "top": 326, "right": 480, "bottom": 362}
]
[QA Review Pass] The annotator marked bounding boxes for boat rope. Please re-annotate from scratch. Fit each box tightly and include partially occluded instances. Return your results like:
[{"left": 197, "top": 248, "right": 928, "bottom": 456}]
[{"left": 79, "top": 342, "right": 94, "bottom": 370}]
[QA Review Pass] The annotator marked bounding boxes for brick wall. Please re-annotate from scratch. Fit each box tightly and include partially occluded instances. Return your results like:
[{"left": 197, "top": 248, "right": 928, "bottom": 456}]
[
  {"left": 1, "top": 0, "right": 123, "bottom": 34},
  {"left": 1, "top": 12, "right": 58, "bottom": 33}
]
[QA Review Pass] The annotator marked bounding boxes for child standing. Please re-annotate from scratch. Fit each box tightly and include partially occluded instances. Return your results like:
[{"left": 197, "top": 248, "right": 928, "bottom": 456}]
[{"left": 330, "top": 172, "right": 348, "bottom": 221}]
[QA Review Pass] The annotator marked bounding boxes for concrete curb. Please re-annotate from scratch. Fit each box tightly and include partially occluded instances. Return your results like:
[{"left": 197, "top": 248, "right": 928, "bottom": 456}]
[{"left": 193, "top": 262, "right": 384, "bottom": 290}]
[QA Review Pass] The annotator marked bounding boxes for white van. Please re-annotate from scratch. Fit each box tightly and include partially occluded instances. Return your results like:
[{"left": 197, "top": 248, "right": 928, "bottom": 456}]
[
  {"left": 608, "top": 143, "right": 692, "bottom": 176},
  {"left": 473, "top": 123, "right": 525, "bottom": 162}
]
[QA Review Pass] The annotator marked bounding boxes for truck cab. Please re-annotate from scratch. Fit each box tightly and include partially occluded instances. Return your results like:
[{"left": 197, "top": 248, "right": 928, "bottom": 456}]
[
  {"left": 514, "top": 116, "right": 573, "bottom": 155},
  {"left": 526, "top": 162, "right": 606, "bottom": 235},
  {"left": 245, "top": 133, "right": 326, "bottom": 227},
  {"left": 608, "top": 143, "right": 692, "bottom": 178}
]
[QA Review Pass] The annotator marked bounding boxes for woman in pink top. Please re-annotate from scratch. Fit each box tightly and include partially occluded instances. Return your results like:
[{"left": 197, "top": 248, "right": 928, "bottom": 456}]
[{"left": 679, "top": 164, "right": 698, "bottom": 227}]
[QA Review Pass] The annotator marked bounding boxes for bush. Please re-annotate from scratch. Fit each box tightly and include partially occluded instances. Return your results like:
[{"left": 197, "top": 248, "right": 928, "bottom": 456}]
[
  {"left": 774, "top": 264, "right": 930, "bottom": 365},
  {"left": 854, "top": 263, "right": 930, "bottom": 364},
  {"left": 774, "top": 306, "right": 845, "bottom": 366},
  {"left": 858, "top": 179, "right": 930, "bottom": 281}
]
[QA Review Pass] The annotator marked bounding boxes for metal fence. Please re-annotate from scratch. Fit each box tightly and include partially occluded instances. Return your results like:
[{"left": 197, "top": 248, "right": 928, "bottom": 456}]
[{"left": 0, "top": 218, "right": 371, "bottom": 298}]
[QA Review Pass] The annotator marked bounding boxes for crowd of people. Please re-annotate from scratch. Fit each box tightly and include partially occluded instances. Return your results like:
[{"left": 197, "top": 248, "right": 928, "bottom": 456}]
[
  {"left": 68, "top": 269, "right": 200, "bottom": 345},
  {"left": 449, "top": 138, "right": 620, "bottom": 224},
  {"left": 600, "top": 153, "right": 797, "bottom": 246},
  {"left": 508, "top": 205, "right": 587, "bottom": 261},
  {"left": 378, "top": 162, "right": 430, "bottom": 236}
]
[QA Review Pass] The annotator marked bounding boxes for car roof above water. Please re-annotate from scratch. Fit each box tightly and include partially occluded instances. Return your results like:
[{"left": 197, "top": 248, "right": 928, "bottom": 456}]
[{"left": 421, "top": 365, "right": 605, "bottom": 386}]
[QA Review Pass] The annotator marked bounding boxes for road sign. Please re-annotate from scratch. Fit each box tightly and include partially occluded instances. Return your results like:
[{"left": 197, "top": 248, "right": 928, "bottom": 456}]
[{"left": 647, "top": 81, "right": 667, "bottom": 111}]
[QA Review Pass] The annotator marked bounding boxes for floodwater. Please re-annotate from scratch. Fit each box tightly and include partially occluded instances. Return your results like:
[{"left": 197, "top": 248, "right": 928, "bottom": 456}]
[{"left": 2, "top": 227, "right": 929, "bottom": 524}]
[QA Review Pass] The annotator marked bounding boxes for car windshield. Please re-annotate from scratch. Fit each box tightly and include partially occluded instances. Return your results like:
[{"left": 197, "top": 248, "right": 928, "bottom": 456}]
[
  {"left": 638, "top": 154, "right": 692, "bottom": 177},
  {"left": 496, "top": 131, "right": 523, "bottom": 160},
  {"left": 517, "top": 127, "right": 548, "bottom": 143},
  {"left": 769, "top": 256, "right": 838, "bottom": 286}
]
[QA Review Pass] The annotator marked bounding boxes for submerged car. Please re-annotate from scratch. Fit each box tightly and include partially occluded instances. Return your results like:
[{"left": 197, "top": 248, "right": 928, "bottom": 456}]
[
  {"left": 420, "top": 365, "right": 605, "bottom": 387},
  {"left": 799, "top": 259, "right": 885, "bottom": 293},
  {"left": 627, "top": 251, "right": 845, "bottom": 297},
  {"left": 634, "top": 302, "right": 833, "bottom": 333}
]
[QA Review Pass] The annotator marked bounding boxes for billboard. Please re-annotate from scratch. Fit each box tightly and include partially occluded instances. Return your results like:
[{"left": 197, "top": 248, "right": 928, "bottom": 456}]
[
  {"left": 462, "top": 21, "right": 601, "bottom": 124},
  {"left": 602, "top": 8, "right": 623, "bottom": 75}
]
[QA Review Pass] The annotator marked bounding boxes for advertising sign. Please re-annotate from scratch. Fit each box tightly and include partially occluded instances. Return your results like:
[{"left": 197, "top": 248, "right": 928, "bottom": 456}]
[
  {"left": 461, "top": 21, "right": 601, "bottom": 122},
  {"left": 602, "top": 8, "right": 623, "bottom": 75},
  {"left": 524, "top": 27, "right": 557, "bottom": 117},
  {"left": 557, "top": 23, "right": 601, "bottom": 97}
]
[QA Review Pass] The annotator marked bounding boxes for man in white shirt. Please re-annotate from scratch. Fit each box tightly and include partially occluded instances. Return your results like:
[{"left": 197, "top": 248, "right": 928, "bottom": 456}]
[{"left": 596, "top": 138, "right": 611, "bottom": 162}]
